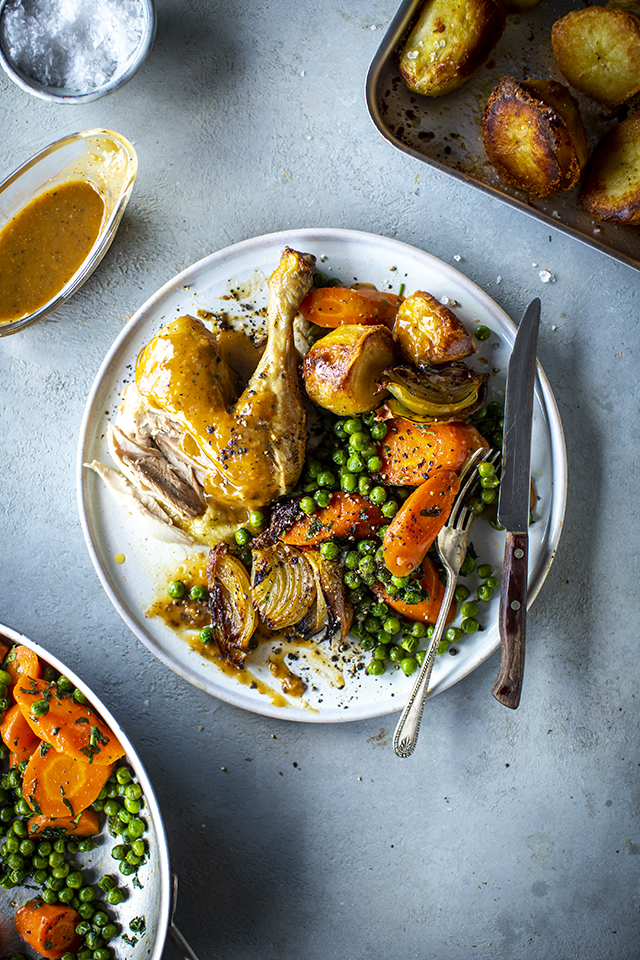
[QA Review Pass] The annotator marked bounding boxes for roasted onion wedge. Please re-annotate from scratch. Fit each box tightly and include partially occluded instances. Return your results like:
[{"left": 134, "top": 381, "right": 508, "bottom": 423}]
[
  {"left": 378, "top": 364, "right": 488, "bottom": 422},
  {"left": 482, "top": 77, "right": 588, "bottom": 197},
  {"left": 399, "top": 0, "right": 506, "bottom": 97},
  {"left": 552, "top": 5, "right": 640, "bottom": 107},
  {"left": 251, "top": 542, "right": 317, "bottom": 631},
  {"left": 206, "top": 543, "right": 257, "bottom": 668},
  {"left": 580, "top": 115, "right": 640, "bottom": 224}
]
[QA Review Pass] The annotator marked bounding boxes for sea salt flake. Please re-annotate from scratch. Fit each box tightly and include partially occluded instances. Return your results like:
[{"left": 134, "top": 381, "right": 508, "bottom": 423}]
[
  {"left": 539, "top": 270, "right": 556, "bottom": 283},
  {"left": 2, "top": 0, "right": 145, "bottom": 91}
]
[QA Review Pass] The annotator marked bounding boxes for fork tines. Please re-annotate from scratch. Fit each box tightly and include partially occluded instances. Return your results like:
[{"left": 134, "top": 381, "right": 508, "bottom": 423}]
[{"left": 448, "top": 448, "right": 501, "bottom": 529}]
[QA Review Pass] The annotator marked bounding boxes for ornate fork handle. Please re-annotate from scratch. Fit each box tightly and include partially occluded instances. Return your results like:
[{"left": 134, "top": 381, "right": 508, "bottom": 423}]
[{"left": 392, "top": 555, "right": 459, "bottom": 758}]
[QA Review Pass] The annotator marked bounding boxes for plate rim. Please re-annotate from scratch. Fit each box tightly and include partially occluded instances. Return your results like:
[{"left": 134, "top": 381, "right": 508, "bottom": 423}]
[
  {"left": 0, "top": 620, "right": 171, "bottom": 960},
  {"left": 76, "top": 227, "right": 568, "bottom": 722}
]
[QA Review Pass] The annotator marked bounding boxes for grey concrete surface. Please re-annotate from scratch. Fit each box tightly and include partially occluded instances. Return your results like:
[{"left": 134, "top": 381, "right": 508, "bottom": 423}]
[{"left": 1, "top": 2, "right": 639, "bottom": 959}]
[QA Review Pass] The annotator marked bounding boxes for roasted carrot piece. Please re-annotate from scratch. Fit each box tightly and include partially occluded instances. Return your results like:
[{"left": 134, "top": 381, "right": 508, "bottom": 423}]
[
  {"left": 372, "top": 557, "right": 455, "bottom": 625},
  {"left": 27, "top": 807, "right": 101, "bottom": 838},
  {"left": 376, "top": 418, "right": 489, "bottom": 486},
  {"left": 280, "top": 492, "right": 384, "bottom": 547},
  {"left": 22, "top": 742, "right": 114, "bottom": 818},
  {"left": 299, "top": 286, "right": 400, "bottom": 329},
  {"left": 0, "top": 703, "right": 41, "bottom": 762},
  {"left": 13, "top": 677, "right": 124, "bottom": 765},
  {"left": 14, "top": 898, "right": 82, "bottom": 959},
  {"left": 3, "top": 644, "right": 42, "bottom": 686},
  {"left": 382, "top": 470, "right": 460, "bottom": 577}
]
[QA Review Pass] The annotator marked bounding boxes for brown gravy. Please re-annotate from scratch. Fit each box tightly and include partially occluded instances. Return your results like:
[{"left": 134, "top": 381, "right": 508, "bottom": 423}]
[{"left": 0, "top": 179, "right": 105, "bottom": 325}]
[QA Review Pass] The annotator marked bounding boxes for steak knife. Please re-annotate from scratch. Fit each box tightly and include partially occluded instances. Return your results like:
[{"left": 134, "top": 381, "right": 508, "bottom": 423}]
[{"left": 492, "top": 298, "right": 541, "bottom": 709}]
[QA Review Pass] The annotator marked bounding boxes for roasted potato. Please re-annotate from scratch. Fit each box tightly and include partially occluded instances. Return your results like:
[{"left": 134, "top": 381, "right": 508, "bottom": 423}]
[
  {"left": 399, "top": 0, "right": 506, "bottom": 97},
  {"left": 482, "top": 77, "right": 589, "bottom": 196},
  {"left": 302, "top": 324, "right": 396, "bottom": 416},
  {"left": 551, "top": 6, "right": 640, "bottom": 107},
  {"left": 580, "top": 115, "right": 640, "bottom": 223},
  {"left": 393, "top": 292, "right": 475, "bottom": 368}
]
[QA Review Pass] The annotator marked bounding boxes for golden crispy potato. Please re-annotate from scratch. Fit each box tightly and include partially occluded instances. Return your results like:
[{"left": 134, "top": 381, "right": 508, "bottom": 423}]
[
  {"left": 481, "top": 77, "right": 588, "bottom": 196},
  {"left": 551, "top": 7, "right": 640, "bottom": 107},
  {"left": 302, "top": 324, "right": 395, "bottom": 416},
  {"left": 393, "top": 292, "right": 475, "bottom": 368},
  {"left": 399, "top": 0, "right": 506, "bottom": 97},
  {"left": 580, "top": 115, "right": 640, "bottom": 223}
]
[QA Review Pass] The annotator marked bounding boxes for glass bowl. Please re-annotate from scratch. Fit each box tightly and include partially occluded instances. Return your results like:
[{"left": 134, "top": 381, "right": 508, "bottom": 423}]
[
  {"left": 0, "top": 128, "right": 137, "bottom": 337},
  {"left": 0, "top": 0, "right": 156, "bottom": 103}
]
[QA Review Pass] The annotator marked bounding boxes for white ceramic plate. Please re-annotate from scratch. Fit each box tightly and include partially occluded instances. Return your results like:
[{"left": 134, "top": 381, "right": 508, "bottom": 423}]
[
  {"left": 0, "top": 622, "right": 170, "bottom": 959},
  {"left": 77, "top": 228, "right": 567, "bottom": 722}
]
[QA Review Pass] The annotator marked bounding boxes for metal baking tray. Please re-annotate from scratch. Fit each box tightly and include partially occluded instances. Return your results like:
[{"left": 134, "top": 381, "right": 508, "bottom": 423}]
[{"left": 366, "top": 0, "right": 640, "bottom": 272}]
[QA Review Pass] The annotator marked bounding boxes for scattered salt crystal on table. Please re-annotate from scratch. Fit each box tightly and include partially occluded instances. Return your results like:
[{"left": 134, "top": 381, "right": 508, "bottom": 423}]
[
  {"left": 539, "top": 270, "right": 556, "bottom": 283},
  {"left": 2, "top": 0, "right": 145, "bottom": 90}
]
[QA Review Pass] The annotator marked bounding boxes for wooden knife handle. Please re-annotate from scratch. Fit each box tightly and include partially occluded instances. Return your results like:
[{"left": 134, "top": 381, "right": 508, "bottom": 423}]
[{"left": 492, "top": 531, "right": 528, "bottom": 710}]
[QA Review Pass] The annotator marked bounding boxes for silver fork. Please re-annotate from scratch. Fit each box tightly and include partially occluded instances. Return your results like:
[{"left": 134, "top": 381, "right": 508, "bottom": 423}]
[{"left": 393, "top": 448, "right": 501, "bottom": 758}]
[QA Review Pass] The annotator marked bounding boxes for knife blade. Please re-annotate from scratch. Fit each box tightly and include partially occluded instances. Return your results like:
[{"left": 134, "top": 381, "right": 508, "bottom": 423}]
[{"left": 491, "top": 298, "right": 541, "bottom": 709}]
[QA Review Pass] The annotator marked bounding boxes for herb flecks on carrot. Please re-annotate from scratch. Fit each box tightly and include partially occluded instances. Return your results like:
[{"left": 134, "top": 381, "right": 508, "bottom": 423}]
[
  {"left": 13, "top": 677, "right": 125, "bottom": 765},
  {"left": 299, "top": 286, "right": 400, "bottom": 329},
  {"left": 3, "top": 644, "right": 42, "bottom": 686},
  {"left": 280, "top": 492, "right": 384, "bottom": 547},
  {"left": 14, "top": 899, "right": 82, "bottom": 959},
  {"left": 0, "top": 703, "right": 41, "bottom": 762},
  {"left": 382, "top": 469, "right": 460, "bottom": 576},
  {"left": 27, "top": 807, "right": 101, "bottom": 838},
  {"left": 376, "top": 418, "right": 489, "bottom": 486},
  {"left": 372, "top": 557, "right": 455, "bottom": 625},
  {"left": 22, "top": 742, "right": 114, "bottom": 818}
]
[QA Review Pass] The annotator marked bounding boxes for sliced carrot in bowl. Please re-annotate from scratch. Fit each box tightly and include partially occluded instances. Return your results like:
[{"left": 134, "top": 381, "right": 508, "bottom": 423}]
[{"left": 22, "top": 742, "right": 114, "bottom": 818}]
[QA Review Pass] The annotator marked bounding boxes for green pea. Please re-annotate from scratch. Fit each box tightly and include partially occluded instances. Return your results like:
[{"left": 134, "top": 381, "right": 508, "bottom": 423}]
[
  {"left": 111, "top": 844, "right": 127, "bottom": 862},
  {"left": 103, "top": 799, "right": 120, "bottom": 817},
  {"left": 445, "top": 627, "right": 463, "bottom": 644},
  {"left": 343, "top": 571, "right": 362, "bottom": 590},
  {"left": 124, "top": 798, "right": 141, "bottom": 814},
  {"left": 0, "top": 670, "right": 11, "bottom": 687},
  {"left": 320, "top": 541, "right": 339, "bottom": 560},
  {"left": 306, "top": 459, "right": 321, "bottom": 478},
  {"left": 385, "top": 583, "right": 399, "bottom": 597},
  {"left": 485, "top": 576, "right": 499, "bottom": 589},
  {"left": 76, "top": 920, "right": 92, "bottom": 937},
  {"left": 234, "top": 526, "right": 252, "bottom": 547},
  {"left": 102, "top": 924, "right": 118, "bottom": 941},
  {"left": 381, "top": 500, "right": 398, "bottom": 518},
  {"left": 314, "top": 489, "right": 332, "bottom": 507},
  {"left": 167, "top": 580, "right": 186, "bottom": 600},
  {"left": 460, "top": 601, "right": 479, "bottom": 619},
  {"left": 475, "top": 325, "right": 491, "bottom": 340},
  {"left": 400, "top": 657, "right": 418, "bottom": 675},
  {"left": 341, "top": 473, "right": 357, "bottom": 493},
  {"left": 468, "top": 498, "right": 484, "bottom": 514},
  {"left": 332, "top": 448, "right": 348, "bottom": 467},
  {"left": 481, "top": 488, "right": 498, "bottom": 504},
  {"left": 343, "top": 418, "right": 362, "bottom": 435},
  {"left": 373, "top": 644, "right": 388, "bottom": 661},
  {"left": 14, "top": 799, "right": 31, "bottom": 817},
  {"left": 299, "top": 496, "right": 317, "bottom": 514},
  {"left": 348, "top": 431, "right": 369, "bottom": 452},
  {"left": 119, "top": 860, "right": 137, "bottom": 876},
  {"left": 391, "top": 575, "right": 409, "bottom": 589},
  {"left": 476, "top": 584, "right": 493, "bottom": 602},
  {"left": 78, "top": 839, "right": 95, "bottom": 853},
  {"left": 415, "top": 650, "right": 426, "bottom": 666},
  {"left": 437, "top": 639, "right": 449, "bottom": 655},
  {"left": 369, "top": 485, "right": 387, "bottom": 505},
  {"left": 31, "top": 698, "right": 50, "bottom": 717},
  {"left": 367, "top": 456, "right": 383, "bottom": 474},
  {"left": 383, "top": 616, "right": 401, "bottom": 635},
  {"left": 358, "top": 556, "right": 376, "bottom": 576},
  {"left": 359, "top": 634, "right": 375, "bottom": 651},
  {"left": 66, "top": 870, "right": 84, "bottom": 889},
  {"left": 106, "top": 888, "right": 125, "bottom": 905},
  {"left": 346, "top": 454, "right": 364, "bottom": 473},
  {"left": 388, "top": 645, "right": 403, "bottom": 662},
  {"left": 411, "top": 622, "right": 428, "bottom": 638},
  {"left": 85, "top": 933, "right": 104, "bottom": 950},
  {"left": 131, "top": 838, "right": 146, "bottom": 857},
  {"left": 400, "top": 635, "right": 419, "bottom": 653},
  {"left": 41, "top": 888, "right": 59, "bottom": 904},
  {"left": 460, "top": 555, "right": 475, "bottom": 576},
  {"left": 477, "top": 563, "right": 494, "bottom": 578},
  {"left": 57, "top": 675, "right": 74, "bottom": 693},
  {"left": 52, "top": 863, "right": 71, "bottom": 879},
  {"left": 371, "top": 421, "right": 388, "bottom": 441},
  {"left": 190, "top": 584, "right": 208, "bottom": 601},
  {"left": 462, "top": 617, "right": 479, "bottom": 633},
  {"left": 367, "top": 660, "right": 385, "bottom": 675},
  {"left": 79, "top": 886, "right": 95, "bottom": 902},
  {"left": 479, "top": 460, "right": 496, "bottom": 479},
  {"left": 199, "top": 626, "right": 214, "bottom": 645},
  {"left": 345, "top": 551, "right": 360, "bottom": 570},
  {"left": 78, "top": 902, "right": 95, "bottom": 920},
  {"left": 358, "top": 475, "right": 373, "bottom": 496},
  {"left": 333, "top": 421, "right": 347, "bottom": 438},
  {"left": 58, "top": 888, "right": 75, "bottom": 904},
  {"left": 93, "top": 949, "right": 111, "bottom": 960},
  {"left": 317, "top": 470, "right": 336, "bottom": 487},
  {"left": 37, "top": 840, "right": 53, "bottom": 856},
  {"left": 376, "top": 628, "right": 393, "bottom": 644}
]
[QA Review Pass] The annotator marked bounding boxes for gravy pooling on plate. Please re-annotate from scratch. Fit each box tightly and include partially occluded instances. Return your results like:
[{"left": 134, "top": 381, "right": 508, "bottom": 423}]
[{"left": 0, "top": 178, "right": 105, "bottom": 324}]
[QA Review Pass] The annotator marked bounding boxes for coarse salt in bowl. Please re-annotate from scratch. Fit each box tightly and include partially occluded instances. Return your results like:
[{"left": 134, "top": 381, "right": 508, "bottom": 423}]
[{"left": 0, "top": 0, "right": 156, "bottom": 103}]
